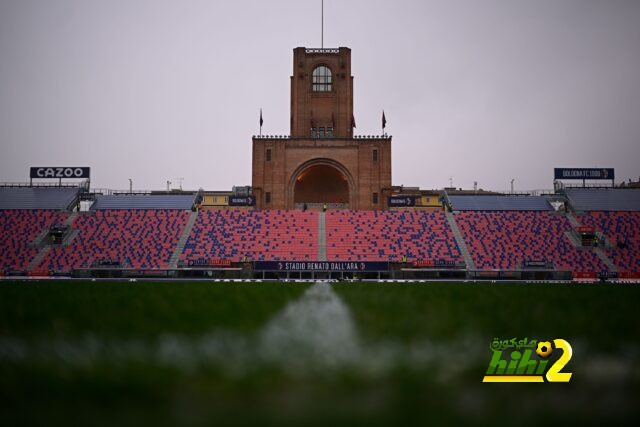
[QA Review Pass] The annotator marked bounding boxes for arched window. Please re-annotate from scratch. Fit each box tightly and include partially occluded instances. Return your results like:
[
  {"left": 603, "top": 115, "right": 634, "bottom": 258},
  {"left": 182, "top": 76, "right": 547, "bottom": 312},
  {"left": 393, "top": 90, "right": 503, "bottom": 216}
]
[{"left": 312, "top": 66, "right": 332, "bottom": 92}]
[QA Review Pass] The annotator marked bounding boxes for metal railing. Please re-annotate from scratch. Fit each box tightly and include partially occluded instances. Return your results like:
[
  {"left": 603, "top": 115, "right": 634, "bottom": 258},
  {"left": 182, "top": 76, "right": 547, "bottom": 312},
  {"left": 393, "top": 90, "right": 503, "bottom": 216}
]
[
  {"left": 252, "top": 134, "right": 391, "bottom": 139},
  {"left": 89, "top": 189, "right": 195, "bottom": 196},
  {"left": 305, "top": 48, "right": 339, "bottom": 54},
  {"left": 0, "top": 181, "right": 87, "bottom": 188},
  {"left": 554, "top": 181, "right": 617, "bottom": 191},
  {"left": 294, "top": 202, "right": 348, "bottom": 210},
  {"left": 495, "top": 189, "right": 555, "bottom": 196}
]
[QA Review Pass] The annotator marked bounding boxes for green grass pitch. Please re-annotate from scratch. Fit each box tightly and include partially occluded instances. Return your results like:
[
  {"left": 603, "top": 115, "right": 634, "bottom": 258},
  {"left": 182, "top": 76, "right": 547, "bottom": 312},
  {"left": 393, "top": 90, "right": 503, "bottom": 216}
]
[{"left": 1, "top": 281, "right": 639, "bottom": 426}]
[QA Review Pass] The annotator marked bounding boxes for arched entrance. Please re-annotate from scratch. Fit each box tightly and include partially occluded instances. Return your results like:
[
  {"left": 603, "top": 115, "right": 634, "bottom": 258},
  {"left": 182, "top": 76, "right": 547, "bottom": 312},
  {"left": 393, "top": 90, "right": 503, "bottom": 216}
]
[{"left": 289, "top": 159, "right": 354, "bottom": 209}]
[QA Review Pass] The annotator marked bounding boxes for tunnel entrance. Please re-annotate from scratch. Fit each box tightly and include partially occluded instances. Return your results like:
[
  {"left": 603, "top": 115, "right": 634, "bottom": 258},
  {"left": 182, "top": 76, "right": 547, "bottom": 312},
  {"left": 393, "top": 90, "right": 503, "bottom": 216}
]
[{"left": 293, "top": 164, "right": 349, "bottom": 208}]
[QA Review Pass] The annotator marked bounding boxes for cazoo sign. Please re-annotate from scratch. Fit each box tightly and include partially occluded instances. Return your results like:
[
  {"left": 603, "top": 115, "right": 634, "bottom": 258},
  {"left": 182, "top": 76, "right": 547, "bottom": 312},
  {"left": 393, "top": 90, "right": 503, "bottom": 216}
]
[{"left": 30, "top": 167, "right": 90, "bottom": 179}]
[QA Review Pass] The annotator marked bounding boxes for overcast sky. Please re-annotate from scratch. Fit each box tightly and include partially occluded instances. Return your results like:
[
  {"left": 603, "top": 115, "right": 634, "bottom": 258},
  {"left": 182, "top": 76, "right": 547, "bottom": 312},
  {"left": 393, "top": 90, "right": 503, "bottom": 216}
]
[{"left": 1, "top": 0, "right": 639, "bottom": 192}]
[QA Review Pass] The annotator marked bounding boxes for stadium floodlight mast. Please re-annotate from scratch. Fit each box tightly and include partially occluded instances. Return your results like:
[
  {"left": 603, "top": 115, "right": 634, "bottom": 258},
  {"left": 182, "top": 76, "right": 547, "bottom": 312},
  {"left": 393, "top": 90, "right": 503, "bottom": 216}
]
[
  {"left": 175, "top": 178, "right": 184, "bottom": 191},
  {"left": 511, "top": 179, "right": 515, "bottom": 194},
  {"left": 128, "top": 178, "right": 132, "bottom": 194}
]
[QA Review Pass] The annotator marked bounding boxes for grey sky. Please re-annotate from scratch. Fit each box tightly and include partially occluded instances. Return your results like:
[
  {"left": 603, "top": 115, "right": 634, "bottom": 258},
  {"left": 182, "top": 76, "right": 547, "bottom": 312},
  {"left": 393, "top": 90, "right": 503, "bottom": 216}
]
[{"left": 1, "top": 0, "right": 639, "bottom": 192}]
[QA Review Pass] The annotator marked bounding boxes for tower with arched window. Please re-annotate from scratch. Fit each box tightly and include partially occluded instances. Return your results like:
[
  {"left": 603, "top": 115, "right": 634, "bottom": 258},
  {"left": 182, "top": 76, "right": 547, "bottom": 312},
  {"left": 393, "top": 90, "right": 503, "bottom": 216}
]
[{"left": 252, "top": 47, "right": 391, "bottom": 210}]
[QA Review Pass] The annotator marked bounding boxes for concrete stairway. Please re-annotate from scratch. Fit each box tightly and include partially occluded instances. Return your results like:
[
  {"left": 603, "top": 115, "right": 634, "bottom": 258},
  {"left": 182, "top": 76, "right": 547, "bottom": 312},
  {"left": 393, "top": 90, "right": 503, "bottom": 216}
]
[
  {"left": 564, "top": 231, "right": 583, "bottom": 248},
  {"left": 565, "top": 211, "right": 580, "bottom": 227},
  {"left": 31, "top": 228, "right": 50, "bottom": 248},
  {"left": 27, "top": 246, "right": 51, "bottom": 271},
  {"left": 317, "top": 211, "right": 327, "bottom": 261},
  {"left": 565, "top": 212, "right": 617, "bottom": 272},
  {"left": 28, "top": 212, "right": 78, "bottom": 271},
  {"left": 564, "top": 230, "right": 617, "bottom": 272},
  {"left": 594, "top": 247, "right": 617, "bottom": 273},
  {"left": 445, "top": 211, "right": 475, "bottom": 270},
  {"left": 168, "top": 211, "right": 198, "bottom": 269}
]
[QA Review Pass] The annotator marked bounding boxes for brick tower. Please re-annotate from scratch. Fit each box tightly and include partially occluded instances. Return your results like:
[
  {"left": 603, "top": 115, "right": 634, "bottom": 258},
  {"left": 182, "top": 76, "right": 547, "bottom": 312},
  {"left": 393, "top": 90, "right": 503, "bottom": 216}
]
[{"left": 252, "top": 47, "right": 391, "bottom": 210}]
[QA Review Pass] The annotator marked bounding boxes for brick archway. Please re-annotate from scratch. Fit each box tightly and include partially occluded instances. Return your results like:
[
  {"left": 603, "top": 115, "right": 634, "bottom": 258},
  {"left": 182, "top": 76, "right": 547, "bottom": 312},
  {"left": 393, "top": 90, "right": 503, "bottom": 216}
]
[{"left": 287, "top": 158, "right": 355, "bottom": 209}]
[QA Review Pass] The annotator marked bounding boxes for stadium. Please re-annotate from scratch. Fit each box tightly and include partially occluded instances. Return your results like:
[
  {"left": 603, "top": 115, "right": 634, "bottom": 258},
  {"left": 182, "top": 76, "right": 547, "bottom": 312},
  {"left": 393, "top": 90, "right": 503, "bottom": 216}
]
[
  {"left": 2, "top": 46, "right": 639, "bottom": 283},
  {"left": 2, "top": 3, "right": 640, "bottom": 426}
]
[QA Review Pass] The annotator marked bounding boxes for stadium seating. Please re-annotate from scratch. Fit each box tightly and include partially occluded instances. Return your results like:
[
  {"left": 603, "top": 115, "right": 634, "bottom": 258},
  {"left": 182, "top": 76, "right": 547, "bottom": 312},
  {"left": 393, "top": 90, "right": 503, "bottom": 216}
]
[
  {"left": 448, "top": 195, "right": 552, "bottom": 211},
  {"left": 0, "top": 210, "right": 68, "bottom": 271},
  {"left": 565, "top": 188, "right": 640, "bottom": 211},
  {"left": 575, "top": 212, "right": 640, "bottom": 273},
  {"left": 40, "top": 210, "right": 190, "bottom": 271},
  {"left": 326, "top": 210, "right": 463, "bottom": 262},
  {"left": 455, "top": 211, "right": 606, "bottom": 272},
  {"left": 0, "top": 187, "right": 79, "bottom": 210},
  {"left": 2, "top": 203, "right": 633, "bottom": 276},
  {"left": 91, "top": 194, "right": 196, "bottom": 210},
  {"left": 181, "top": 210, "right": 318, "bottom": 262}
]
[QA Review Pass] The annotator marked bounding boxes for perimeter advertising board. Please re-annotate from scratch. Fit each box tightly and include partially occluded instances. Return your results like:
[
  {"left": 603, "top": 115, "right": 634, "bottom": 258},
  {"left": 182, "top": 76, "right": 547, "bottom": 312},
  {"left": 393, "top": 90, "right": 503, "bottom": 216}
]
[
  {"left": 229, "top": 196, "right": 256, "bottom": 206},
  {"left": 254, "top": 261, "right": 389, "bottom": 272},
  {"left": 554, "top": 168, "right": 614, "bottom": 180},
  {"left": 388, "top": 196, "right": 416, "bottom": 207},
  {"left": 30, "top": 167, "right": 90, "bottom": 179}
]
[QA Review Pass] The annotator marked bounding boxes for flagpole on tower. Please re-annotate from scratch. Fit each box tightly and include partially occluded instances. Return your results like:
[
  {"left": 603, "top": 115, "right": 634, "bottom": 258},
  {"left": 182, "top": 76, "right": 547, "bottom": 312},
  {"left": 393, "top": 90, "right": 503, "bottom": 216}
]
[
  {"left": 321, "top": 0, "right": 324, "bottom": 49},
  {"left": 259, "top": 108, "right": 263, "bottom": 137}
]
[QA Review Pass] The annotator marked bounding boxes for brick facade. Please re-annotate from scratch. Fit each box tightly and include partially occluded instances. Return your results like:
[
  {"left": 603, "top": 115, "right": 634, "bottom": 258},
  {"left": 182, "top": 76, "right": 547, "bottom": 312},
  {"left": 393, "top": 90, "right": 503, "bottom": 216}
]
[{"left": 252, "top": 47, "right": 392, "bottom": 210}]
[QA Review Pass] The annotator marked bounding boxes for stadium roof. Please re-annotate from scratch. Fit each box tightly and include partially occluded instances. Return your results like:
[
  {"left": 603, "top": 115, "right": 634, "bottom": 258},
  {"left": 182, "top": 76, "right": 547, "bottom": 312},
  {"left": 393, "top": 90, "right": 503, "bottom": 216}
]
[
  {"left": 91, "top": 194, "right": 196, "bottom": 210},
  {"left": 565, "top": 188, "right": 640, "bottom": 211},
  {"left": 449, "top": 195, "right": 552, "bottom": 211},
  {"left": 0, "top": 187, "right": 79, "bottom": 209}
]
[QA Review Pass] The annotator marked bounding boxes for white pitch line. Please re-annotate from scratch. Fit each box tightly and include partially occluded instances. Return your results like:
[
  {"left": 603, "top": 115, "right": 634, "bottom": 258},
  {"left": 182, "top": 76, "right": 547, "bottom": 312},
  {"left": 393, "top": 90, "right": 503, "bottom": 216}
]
[{"left": 258, "top": 281, "right": 361, "bottom": 370}]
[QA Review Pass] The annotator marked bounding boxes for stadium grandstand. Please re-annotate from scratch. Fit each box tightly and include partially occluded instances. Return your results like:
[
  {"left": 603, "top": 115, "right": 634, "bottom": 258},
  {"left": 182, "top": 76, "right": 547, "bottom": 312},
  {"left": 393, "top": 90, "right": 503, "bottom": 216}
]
[{"left": 1, "top": 183, "right": 638, "bottom": 280}]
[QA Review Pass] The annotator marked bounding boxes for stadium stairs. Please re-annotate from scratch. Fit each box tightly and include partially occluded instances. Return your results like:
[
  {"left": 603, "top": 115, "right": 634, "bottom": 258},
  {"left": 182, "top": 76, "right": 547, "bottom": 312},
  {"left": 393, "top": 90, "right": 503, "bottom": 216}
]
[
  {"left": 565, "top": 212, "right": 580, "bottom": 228},
  {"left": 32, "top": 227, "right": 52, "bottom": 248},
  {"left": 593, "top": 246, "right": 618, "bottom": 272},
  {"left": 27, "top": 212, "right": 79, "bottom": 271},
  {"left": 317, "top": 211, "right": 327, "bottom": 261},
  {"left": 574, "top": 211, "right": 640, "bottom": 273},
  {"left": 168, "top": 210, "right": 199, "bottom": 269},
  {"left": 445, "top": 211, "right": 475, "bottom": 270},
  {"left": 564, "top": 212, "right": 617, "bottom": 272}
]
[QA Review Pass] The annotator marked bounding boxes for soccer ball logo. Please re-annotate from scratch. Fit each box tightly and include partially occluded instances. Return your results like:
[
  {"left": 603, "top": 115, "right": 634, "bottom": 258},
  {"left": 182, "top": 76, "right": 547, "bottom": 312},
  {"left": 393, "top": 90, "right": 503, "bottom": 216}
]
[{"left": 536, "top": 341, "right": 553, "bottom": 358}]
